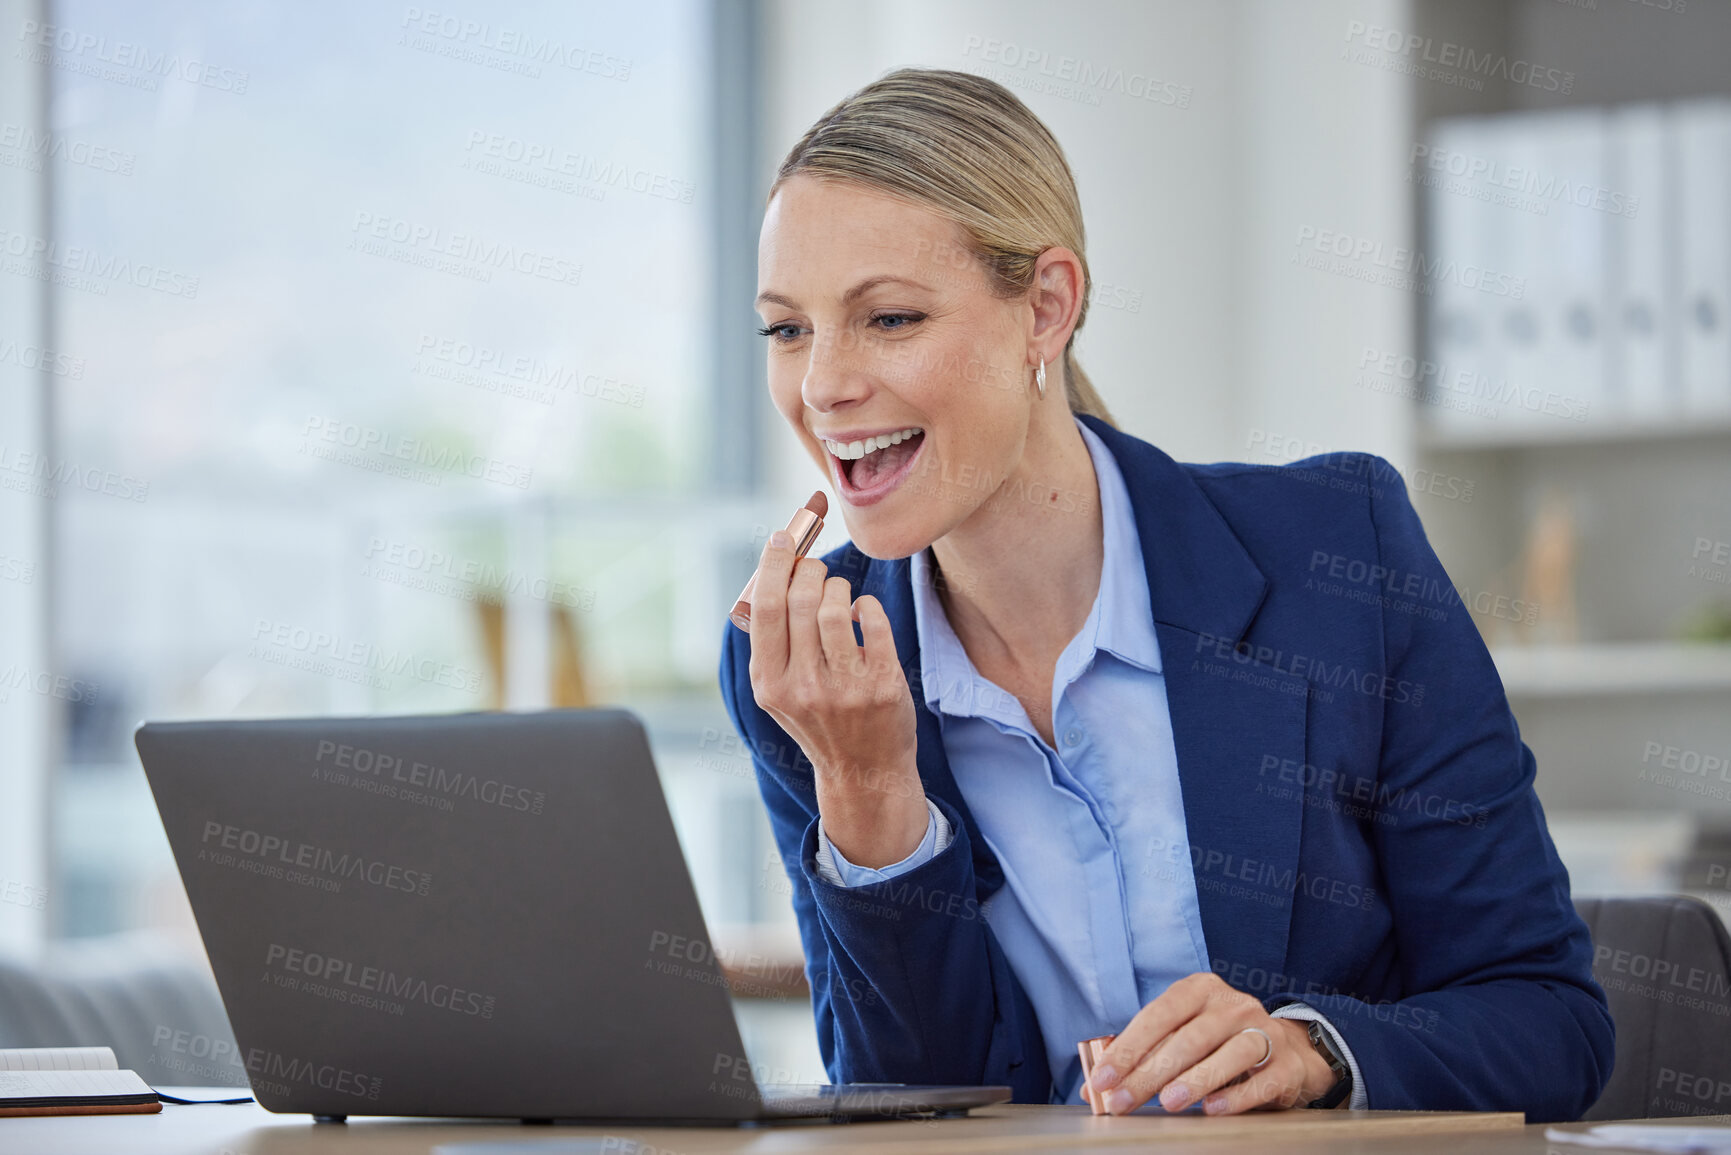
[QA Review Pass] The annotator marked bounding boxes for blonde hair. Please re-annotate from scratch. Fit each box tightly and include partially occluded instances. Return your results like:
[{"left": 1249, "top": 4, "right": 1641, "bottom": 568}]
[{"left": 771, "top": 68, "right": 1117, "bottom": 428}]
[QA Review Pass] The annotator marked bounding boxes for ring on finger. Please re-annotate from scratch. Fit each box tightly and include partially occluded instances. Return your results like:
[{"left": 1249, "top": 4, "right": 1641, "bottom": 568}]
[{"left": 1239, "top": 1026, "right": 1273, "bottom": 1070}]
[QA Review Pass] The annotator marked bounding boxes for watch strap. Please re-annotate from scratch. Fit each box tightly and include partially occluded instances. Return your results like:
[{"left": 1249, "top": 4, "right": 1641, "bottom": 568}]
[{"left": 1304, "top": 1019, "right": 1353, "bottom": 1109}]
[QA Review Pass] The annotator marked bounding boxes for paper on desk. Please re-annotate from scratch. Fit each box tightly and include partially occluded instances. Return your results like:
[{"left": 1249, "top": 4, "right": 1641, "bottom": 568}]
[
  {"left": 1545, "top": 1124, "right": 1731, "bottom": 1153},
  {"left": 0, "top": 1047, "right": 118, "bottom": 1071},
  {"left": 0, "top": 1068, "right": 153, "bottom": 1099}
]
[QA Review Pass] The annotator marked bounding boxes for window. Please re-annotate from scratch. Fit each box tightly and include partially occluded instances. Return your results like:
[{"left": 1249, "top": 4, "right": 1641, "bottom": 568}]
[{"left": 40, "top": 0, "right": 730, "bottom": 938}]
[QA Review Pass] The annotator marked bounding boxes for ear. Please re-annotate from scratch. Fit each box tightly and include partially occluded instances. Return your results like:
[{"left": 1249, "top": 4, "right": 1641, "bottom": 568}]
[{"left": 1027, "top": 247, "right": 1085, "bottom": 364}]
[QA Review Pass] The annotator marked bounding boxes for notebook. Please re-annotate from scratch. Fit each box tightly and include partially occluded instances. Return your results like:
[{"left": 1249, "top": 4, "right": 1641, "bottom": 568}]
[{"left": 0, "top": 1047, "right": 162, "bottom": 1117}]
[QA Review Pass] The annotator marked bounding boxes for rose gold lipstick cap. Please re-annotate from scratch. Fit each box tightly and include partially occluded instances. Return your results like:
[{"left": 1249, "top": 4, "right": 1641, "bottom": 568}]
[
  {"left": 729, "top": 491, "right": 827, "bottom": 631},
  {"left": 1077, "top": 1034, "right": 1116, "bottom": 1115},
  {"left": 728, "top": 582, "right": 757, "bottom": 632}
]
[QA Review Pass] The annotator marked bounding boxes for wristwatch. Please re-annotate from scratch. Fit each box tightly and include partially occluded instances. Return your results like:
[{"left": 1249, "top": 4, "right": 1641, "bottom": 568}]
[{"left": 1303, "top": 1019, "right": 1353, "bottom": 1109}]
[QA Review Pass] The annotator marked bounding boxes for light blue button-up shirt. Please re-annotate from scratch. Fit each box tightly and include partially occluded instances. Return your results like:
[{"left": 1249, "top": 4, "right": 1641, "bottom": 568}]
[{"left": 814, "top": 416, "right": 1366, "bottom": 1109}]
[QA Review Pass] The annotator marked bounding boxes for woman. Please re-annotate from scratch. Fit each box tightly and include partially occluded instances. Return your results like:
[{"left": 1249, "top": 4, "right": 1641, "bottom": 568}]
[{"left": 718, "top": 68, "right": 1611, "bottom": 1121}]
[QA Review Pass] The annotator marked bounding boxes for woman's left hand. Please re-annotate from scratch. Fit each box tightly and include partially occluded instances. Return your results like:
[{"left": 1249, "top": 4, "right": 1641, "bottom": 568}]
[{"left": 1087, "top": 972, "right": 1339, "bottom": 1116}]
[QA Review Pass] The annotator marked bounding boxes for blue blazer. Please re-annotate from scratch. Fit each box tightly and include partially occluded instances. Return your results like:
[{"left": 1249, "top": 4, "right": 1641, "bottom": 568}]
[{"left": 718, "top": 413, "right": 1613, "bottom": 1122}]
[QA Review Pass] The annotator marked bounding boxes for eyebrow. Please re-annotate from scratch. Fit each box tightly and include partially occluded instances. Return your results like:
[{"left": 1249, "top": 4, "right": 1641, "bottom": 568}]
[{"left": 754, "top": 274, "right": 935, "bottom": 311}]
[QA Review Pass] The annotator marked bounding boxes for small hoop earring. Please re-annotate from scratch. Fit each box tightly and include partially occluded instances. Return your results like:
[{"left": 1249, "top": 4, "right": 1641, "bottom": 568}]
[{"left": 1035, "top": 357, "right": 1047, "bottom": 400}]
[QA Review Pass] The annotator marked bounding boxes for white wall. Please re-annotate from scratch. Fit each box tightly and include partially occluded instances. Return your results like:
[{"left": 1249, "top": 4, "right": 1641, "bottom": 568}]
[
  {"left": 0, "top": 0, "right": 52, "bottom": 954},
  {"left": 756, "top": 0, "right": 1415, "bottom": 520},
  {"left": 1230, "top": 0, "right": 1415, "bottom": 471}
]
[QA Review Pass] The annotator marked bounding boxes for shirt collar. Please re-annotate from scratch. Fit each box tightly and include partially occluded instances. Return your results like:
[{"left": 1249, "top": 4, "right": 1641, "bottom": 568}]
[{"left": 909, "top": 415, "right": 1160, "bottom": 720}]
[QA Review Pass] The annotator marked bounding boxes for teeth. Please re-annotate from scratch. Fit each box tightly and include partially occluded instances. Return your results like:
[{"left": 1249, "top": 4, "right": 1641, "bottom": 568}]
[{"left": 823, "top": 427, "right": 922, "bottom": 460}]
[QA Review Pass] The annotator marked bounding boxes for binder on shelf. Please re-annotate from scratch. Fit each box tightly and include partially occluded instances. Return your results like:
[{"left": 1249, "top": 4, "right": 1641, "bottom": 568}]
[
  {"left": 1484, "top": 115, "right": 1549, "bottom": 432},
  {"left": 1670, "top": 99, "right": 1731, "bottom": 417},
  {"left": 1422, "top": 115, "right": 1503, "bottom": 438},
  {"left": 1474, "top": 116, "right": 1557, "bottom": 432},
  {"left": 1533, "top": 109, "right": 1609, "bottom": 430},
  {"left": 1607, "top": 104, "right": 1674, "bottom": 420}
]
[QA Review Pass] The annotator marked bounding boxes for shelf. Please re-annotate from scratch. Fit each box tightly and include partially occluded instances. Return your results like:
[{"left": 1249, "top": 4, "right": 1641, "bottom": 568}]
[
  {"left": 1493, "top": 643, "right": 1731, "bottom": 698},
  {"left": 1418, "top": 411, "right": 1731, "bottom": 452},
  {"left": 710, "top": 922, "right": 808, "bottom": 1000}
]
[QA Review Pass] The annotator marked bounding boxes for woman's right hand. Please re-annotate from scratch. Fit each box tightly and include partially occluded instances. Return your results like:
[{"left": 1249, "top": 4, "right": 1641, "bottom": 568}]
[{"left": 746, "top": 528, "right": 928, "bottom": 869}]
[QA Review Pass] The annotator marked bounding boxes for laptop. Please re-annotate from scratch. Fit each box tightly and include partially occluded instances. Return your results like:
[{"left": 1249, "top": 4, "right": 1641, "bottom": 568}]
[{"left": 135, "top": 709, "right": 1010, "bottom": 1123}]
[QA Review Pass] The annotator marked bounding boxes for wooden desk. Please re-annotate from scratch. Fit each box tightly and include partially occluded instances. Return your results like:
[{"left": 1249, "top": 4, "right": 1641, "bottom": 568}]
[{"left": 7, "top": 1102, "right": 1727, "bottom": 1155}]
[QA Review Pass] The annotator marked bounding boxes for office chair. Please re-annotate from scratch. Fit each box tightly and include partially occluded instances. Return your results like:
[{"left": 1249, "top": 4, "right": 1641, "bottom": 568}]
[{"left": 1576, "top": 895, "right": 1731, "bottom": 1120}]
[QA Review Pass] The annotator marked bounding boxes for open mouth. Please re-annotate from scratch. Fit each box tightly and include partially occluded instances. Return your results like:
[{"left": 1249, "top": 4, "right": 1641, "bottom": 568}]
[{"left": 825, "top": 427, "right": 925, "bottom": 506}]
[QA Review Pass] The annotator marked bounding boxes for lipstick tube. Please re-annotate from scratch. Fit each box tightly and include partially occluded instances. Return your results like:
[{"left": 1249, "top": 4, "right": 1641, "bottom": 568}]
[
  {"left": 1077, "top": 1034, "right": 1116, "bottom": 1115},
  {"left": 729, "top": 490, "right": 828, "bottom": 631}
]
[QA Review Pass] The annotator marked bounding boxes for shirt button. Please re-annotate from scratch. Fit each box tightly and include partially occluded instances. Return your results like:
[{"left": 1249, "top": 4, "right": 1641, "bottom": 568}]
[{"left": 1064, "top": 728, "right": 1082, "bottom": 747}]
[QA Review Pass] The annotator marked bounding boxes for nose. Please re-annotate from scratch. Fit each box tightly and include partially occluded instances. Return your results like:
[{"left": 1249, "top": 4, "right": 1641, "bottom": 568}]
[{"left": 800, "top": 331, "right": 872, "bottom": 415}]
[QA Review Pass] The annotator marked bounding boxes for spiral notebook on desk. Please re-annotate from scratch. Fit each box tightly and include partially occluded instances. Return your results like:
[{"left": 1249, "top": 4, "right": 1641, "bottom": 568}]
[{"left": 0, "top": 1047, "right": 162, "bottom": 1117}]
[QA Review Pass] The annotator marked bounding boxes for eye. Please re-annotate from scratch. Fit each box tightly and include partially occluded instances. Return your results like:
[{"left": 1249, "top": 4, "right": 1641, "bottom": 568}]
[
  {"left": 870, "top": 312, "right": 925, "bottom": 332},
  {"left": 756, "top": 322, "right": 806, "bottom": 343}
]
